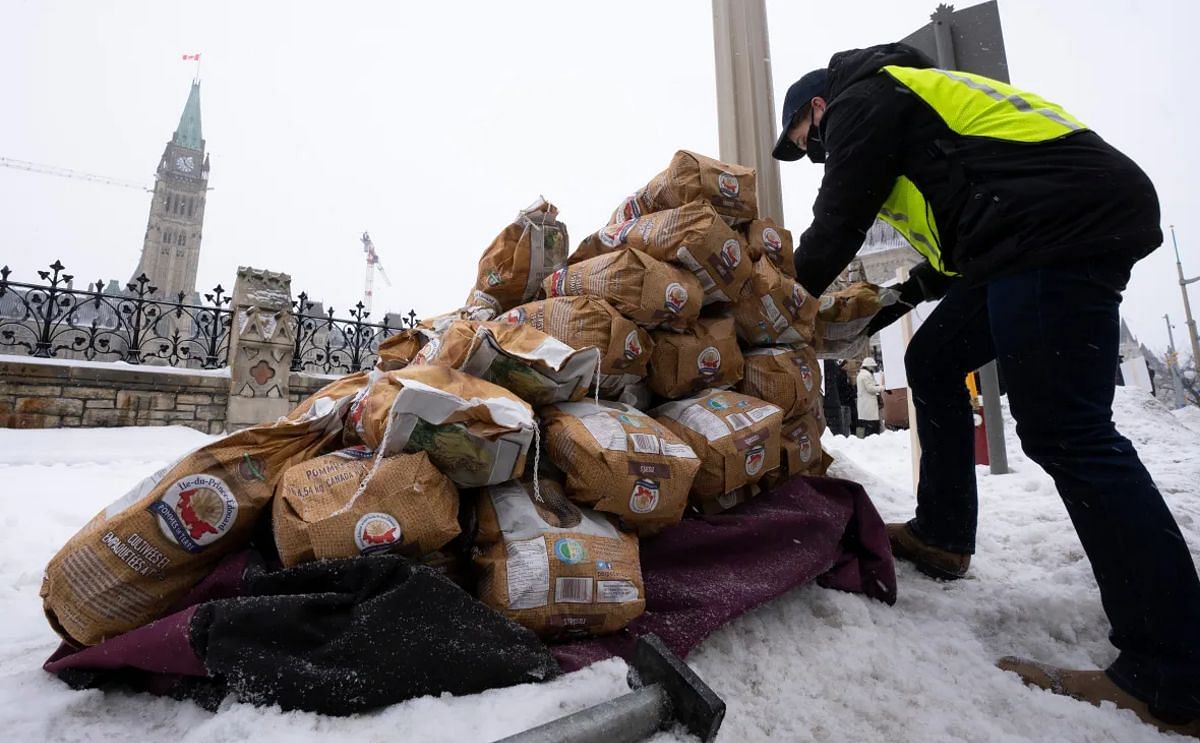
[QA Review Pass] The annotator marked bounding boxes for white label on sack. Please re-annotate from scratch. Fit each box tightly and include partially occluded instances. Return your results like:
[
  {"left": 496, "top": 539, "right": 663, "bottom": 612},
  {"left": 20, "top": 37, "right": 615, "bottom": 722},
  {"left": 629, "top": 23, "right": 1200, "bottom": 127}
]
[
  {"left": 630, "top": 433, "right": 661, "bottom": 454},
  {"left": 659, "top": 441, "right": 696, "bottom": 459},
  {"left": 597, "top": 580, "right": 640, "bottom": 604},
  {"left": 725, "top": 412, "right": 754, "bottom": 432},
  {"left": 747, "top": 405, "right": 781, "bottom": 423},
  {"left": 580, "top": 411, "right": 628, "bottom": 452},
  {"left": 506, "top": 538, "right": 550, "bottom": 610},
  {"left": 555, "top": 576, "right": 594, "bottom": 604},
  {"left": 676, "top": 404, "right": 730, "bottom": 442}
]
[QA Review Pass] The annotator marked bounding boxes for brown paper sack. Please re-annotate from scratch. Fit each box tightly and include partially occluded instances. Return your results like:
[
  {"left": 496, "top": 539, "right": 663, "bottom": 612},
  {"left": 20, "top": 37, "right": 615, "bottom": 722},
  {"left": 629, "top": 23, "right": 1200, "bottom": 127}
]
[
  {"left": 41, "top": 381, "right": 363, "bottom": 646},
  {"left": 542, "top": 401, "right": 699, "bottom": 534},
  {"left": 743, "top": 218, "right": 796, "bottom": 278},
  {"left": 543, "top": 249, "right": 701, "bottom": 332},
  {"left": 738, "top": 344, "right": 822, "bottom": 420},
  {"left": 272, "top": 448, "right": 460, "bottom": 568},
  {"left": 652, "top": 389, "right": 783, "bottom": 513},
  {"left": 410, "top": 320, "right": 597, "bottom": 406},
  {"left": 610, "top": 150, "right": 758, "bottom": 224},
  {"left": 465, "top": 197, "right": 569, "bottom": 315},
  {"left": 418, "top": 305, "right": 497, "bottom": 336},
  {"left": 375, "top": 328, "right": 434, "bottom": 372},
  {"left": 475, "top": 476, "right": 645, "bottom": 639},
  {"left": 648, "top": 315, "right": 744, "bottom": 399},
  {"left": 817, "top": 282, "right": 884, "bottom": 323},
  {"left": 732, "top": 257, "right": 818, "bottom": 346},
  {"left": 499, "top": 296, "right": 653, "bottom": 398},
  {"left": 780, "top": 414, "right": 829, "bottom": 477},
  {"left": 576, "top": 201, "right": 753, "bottom": 306},
  {"left": 346, "top": 366, "right": 535, "bottom": 487}
]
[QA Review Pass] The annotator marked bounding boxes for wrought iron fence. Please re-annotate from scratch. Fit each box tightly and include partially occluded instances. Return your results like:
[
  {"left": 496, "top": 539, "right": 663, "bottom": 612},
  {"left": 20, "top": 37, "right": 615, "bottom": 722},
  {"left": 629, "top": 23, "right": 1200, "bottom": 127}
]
[
  {"left": 290, "top": 292, "right": 418, "bottom": 375},
  {"left": 0, "top": 261, "right": 233, "bottom": 368}
]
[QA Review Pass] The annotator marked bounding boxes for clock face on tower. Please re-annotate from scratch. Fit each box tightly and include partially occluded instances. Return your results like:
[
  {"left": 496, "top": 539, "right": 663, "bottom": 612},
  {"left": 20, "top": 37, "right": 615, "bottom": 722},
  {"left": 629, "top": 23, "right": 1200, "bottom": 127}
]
[{"left": 175, "top": 155, "right": 195, "bottom": 174}]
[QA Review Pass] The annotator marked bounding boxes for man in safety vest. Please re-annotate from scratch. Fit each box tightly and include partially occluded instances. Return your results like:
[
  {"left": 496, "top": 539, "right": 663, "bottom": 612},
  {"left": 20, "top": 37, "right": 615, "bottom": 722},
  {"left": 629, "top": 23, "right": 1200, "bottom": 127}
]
[{"left": 774, "top": 43, "right": 1200, "bottom": 734}]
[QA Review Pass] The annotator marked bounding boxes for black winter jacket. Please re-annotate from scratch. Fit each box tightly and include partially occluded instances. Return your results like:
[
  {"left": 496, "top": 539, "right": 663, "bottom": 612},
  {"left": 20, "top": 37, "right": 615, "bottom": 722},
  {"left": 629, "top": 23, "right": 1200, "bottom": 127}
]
[{"left": 793, "top": 43, "right": 1162, "bottom": 297}]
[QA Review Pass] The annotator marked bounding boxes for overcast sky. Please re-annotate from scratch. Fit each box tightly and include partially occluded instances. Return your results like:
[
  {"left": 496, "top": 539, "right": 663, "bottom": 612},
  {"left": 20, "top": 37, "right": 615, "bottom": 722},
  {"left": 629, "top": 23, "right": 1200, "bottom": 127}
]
[{"left": 2, "top": 0, "right": 1197, "bottom": 359}]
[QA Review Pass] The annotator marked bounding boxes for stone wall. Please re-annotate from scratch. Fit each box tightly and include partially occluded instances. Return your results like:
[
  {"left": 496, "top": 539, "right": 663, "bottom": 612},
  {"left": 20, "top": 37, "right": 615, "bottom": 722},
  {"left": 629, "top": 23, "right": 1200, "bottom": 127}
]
[{"left": 0, "top": 358, "right": 229, "bottom": 434}]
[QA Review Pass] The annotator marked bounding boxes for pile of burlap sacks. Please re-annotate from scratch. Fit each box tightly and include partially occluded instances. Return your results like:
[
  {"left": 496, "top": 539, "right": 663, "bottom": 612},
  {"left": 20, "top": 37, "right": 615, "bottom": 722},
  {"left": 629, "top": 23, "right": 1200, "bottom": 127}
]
[{"left": 41, "top": 151, "right": 879, "bottom": 651}]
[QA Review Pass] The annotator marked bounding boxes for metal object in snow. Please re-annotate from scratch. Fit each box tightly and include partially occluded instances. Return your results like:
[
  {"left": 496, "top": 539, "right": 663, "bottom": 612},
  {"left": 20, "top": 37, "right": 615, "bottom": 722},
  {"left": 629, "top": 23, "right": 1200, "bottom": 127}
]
[{"left": 495, "top": 634, "right": 725, "bottom": 743}]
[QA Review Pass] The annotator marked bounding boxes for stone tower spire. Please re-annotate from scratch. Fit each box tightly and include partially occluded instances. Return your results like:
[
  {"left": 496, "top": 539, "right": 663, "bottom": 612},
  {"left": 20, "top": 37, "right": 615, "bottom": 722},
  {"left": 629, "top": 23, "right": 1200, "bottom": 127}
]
[{"left": 130, "top": 81, "right": 209, "bottom": 299}]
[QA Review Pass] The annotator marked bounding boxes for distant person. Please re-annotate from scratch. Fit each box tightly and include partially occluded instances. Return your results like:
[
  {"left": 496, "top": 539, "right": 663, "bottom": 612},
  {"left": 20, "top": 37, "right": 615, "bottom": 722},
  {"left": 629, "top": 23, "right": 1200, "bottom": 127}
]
[
  {"left": 773, "top": 42, "right": 1200, "bottom": 734},
  {"left": 836, "top": 360, "right": 857, "bottom": 436},
  {"left": 856, "top": 358, "right": 881, "bottom": 436}
]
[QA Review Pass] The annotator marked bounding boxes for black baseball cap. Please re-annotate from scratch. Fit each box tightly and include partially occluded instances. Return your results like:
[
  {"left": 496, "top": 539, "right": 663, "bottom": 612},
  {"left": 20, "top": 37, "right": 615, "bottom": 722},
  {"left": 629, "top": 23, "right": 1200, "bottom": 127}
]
[{"left": 772, "top": 68, "right": 830, "bottom": 161}]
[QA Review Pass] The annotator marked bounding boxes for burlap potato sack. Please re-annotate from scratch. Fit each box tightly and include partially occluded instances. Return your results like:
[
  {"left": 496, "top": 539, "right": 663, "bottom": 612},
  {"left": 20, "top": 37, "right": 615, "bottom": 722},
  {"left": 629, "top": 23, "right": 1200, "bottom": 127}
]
[
  {"left": 542, "top": 401, "right": 699, "bottom": 534},
  {"left": 742, "top": 218, "right": 795, "bottom": 278},
  {"left": 418, "top": 305, "right": 498, "bottom": 336},
  {"left": 41, "top": 383, "right": 360, "bottom": 647},
  {"left": 652, "top": 389, "right": 783, "bottom": 512},
  {"left": 575, "top": 201, "right": 753, "bottom": 306},
  {"left": 499, "top": 296, "right": 652, "bottom": 398},
  {"left": 780, "top": 413, "right": 827, "bottom": 477},
  {"left": 346, "top": 366, "right": 535, "bottom": 488},
  {"left": 737, "top": 344, "right": 821, "bottom": 420},
  {"left": 272, "top": 448, "right": 460, "bottom": 568},
  {"left": 475, "top": 475, "right": 645, "bottom": 639},
  {"left": 732, "top": 257, "right": 818, "bottom": 346},
  {"left": 375, "top": 329, "right": 432, "bottom": 371},
  {"left": 465, "top": 197, "right": 569, "bottom": 315},
  {"left": 647, "top": 315, "right": 743, "bottom": 399},
  {"left": 609, "top": 150, "right": 758, "bottom": 225},
  {"left": 543, "top": 249, "right": 702, "bottom": 332},
  {"left": 410, "top": 321, "right": 597, "bottom": 406}
]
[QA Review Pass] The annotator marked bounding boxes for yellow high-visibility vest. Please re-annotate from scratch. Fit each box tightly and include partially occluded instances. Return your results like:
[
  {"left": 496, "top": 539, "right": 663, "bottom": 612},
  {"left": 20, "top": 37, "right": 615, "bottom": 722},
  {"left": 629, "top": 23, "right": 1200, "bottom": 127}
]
[{"left": 872, "top": 65, "right": 1089, "bottom": 274}]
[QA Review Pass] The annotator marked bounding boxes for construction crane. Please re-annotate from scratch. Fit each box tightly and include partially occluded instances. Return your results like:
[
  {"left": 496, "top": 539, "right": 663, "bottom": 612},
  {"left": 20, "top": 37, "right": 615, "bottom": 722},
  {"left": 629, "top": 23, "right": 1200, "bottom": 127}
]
[
  {"left": 360, "top": 231, "right": 392, "bottom": 316},
  {"left": 0, "top": 156, "right": 152, "bottom": 192}
]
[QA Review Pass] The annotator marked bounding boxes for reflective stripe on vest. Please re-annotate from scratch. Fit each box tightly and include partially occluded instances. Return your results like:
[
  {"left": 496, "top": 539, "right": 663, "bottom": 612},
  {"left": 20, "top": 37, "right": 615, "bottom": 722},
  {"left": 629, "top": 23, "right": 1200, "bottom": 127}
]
[
  {"left": 881, "top": 65, "right": 1088, "bottom": 142},
  {"left": 877, "top": 176, "right": 956, "bottom": 276}
]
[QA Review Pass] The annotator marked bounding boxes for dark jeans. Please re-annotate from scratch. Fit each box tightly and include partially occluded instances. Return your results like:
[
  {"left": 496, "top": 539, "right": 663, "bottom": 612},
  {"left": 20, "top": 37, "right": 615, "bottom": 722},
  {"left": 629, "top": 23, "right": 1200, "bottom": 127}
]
[{"left": 904, "top": 256, "right": 1200, "bottom": 718}]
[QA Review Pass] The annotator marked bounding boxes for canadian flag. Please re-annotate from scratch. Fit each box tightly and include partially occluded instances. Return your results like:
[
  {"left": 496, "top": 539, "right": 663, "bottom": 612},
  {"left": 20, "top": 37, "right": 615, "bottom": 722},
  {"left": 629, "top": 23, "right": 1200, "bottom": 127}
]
[{"left": 181, "top": 53, "right": 201, "bottom": 61}]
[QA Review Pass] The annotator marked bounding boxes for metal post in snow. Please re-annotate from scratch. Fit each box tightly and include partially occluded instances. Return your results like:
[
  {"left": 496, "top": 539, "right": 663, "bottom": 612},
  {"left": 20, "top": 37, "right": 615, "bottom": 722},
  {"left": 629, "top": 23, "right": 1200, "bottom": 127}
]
[
  {"left": 925, "top": 3, "right": 1009, "bottom": 475},
  {"left": 711, "top": 0, "right": 784, "bottom": 224}
]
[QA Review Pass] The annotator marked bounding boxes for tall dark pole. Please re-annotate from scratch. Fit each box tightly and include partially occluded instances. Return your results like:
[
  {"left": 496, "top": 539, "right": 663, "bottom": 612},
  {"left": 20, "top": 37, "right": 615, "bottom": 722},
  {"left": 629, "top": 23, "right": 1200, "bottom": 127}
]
[{"left": 927, "top": 3, "right": 1009, "bottom": 475}]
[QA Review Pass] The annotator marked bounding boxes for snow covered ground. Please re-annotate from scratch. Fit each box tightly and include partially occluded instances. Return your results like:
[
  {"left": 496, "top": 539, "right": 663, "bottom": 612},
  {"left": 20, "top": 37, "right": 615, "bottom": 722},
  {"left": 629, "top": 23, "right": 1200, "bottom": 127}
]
[{"left": 1, "top": 387, "right": 1197, "bottom": 742}]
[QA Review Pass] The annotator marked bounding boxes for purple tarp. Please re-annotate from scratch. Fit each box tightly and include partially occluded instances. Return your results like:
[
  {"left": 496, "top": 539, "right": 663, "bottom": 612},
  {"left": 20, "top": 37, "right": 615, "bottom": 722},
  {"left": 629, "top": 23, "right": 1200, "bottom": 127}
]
[
  {"left": 45, "top": 474, "right": 895, "bottom": 691},
  {"left": 552, "top": 474, "right": 896, "bottom": 671}
]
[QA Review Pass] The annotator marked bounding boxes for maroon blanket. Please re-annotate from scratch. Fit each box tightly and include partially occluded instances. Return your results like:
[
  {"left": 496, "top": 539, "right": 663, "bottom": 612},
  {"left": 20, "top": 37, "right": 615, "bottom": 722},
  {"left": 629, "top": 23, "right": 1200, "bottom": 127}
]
[
  {"left": 45, "top": 474, "right": 894, "bottom": 705},
  {"left": 552, "top": 474, "right": 896, "bottom": 671}
]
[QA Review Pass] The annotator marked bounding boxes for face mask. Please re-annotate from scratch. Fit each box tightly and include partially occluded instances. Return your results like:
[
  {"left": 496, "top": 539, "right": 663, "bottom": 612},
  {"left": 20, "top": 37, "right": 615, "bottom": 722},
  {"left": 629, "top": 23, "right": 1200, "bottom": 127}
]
[{"left": 806, "top": 122, "right": 827, "bottom": 164}]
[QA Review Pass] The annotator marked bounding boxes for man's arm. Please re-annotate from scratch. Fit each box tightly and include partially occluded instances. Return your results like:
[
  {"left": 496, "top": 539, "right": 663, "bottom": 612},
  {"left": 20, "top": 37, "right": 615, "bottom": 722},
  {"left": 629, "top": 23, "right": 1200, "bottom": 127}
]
[{"left": 793, "top": 76, "right": 909, "bottom": 296}]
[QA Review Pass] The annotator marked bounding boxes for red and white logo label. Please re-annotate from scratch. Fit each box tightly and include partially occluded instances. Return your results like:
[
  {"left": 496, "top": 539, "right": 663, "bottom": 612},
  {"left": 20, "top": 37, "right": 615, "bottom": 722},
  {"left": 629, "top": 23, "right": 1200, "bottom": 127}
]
[
  {"left": 717, "top": 172, "right": 740, "bottom": 199},
  {"left": 664, "top": 282, "right": 689, "bottom": 314},
  {"left": 719, "top": 239, "right": 742, "bottom": 269},
  {"left": 762, "top": 227, "right": 783, "bottom": 254},
  {"left": 623, "top": 330, "right": 643, "bottom": 360},
  {"left": 149, "top": 474, "right": 238, "bottom": 553},
  {"left": 745, "top": 445, "right": 766, "bottom": 476},
  {"left": 355, "top": 512, "right": 402, "bottom": 555},
  {"left": 697, "top": 346, "right": 722, "bottom": 377},
  {"left": 547, "top": 268, "right": 568, "bottom": 297},
  {"left": 629, "top": 479, "right": 660, "bottom": 514}
]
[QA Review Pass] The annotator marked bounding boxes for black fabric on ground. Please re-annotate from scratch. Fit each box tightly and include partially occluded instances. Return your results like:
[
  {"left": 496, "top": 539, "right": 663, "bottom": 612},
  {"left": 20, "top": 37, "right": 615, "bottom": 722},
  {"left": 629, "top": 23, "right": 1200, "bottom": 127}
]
[{"left": 190, "top": 555, "right": 559, "bottom": 716}]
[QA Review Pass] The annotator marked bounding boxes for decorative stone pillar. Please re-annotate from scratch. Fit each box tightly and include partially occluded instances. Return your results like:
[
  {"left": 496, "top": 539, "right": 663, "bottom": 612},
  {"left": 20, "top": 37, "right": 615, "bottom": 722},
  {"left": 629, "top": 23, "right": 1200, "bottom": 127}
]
[{"left": 225, "top": 267, "right": 295, "bottom": 430}]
